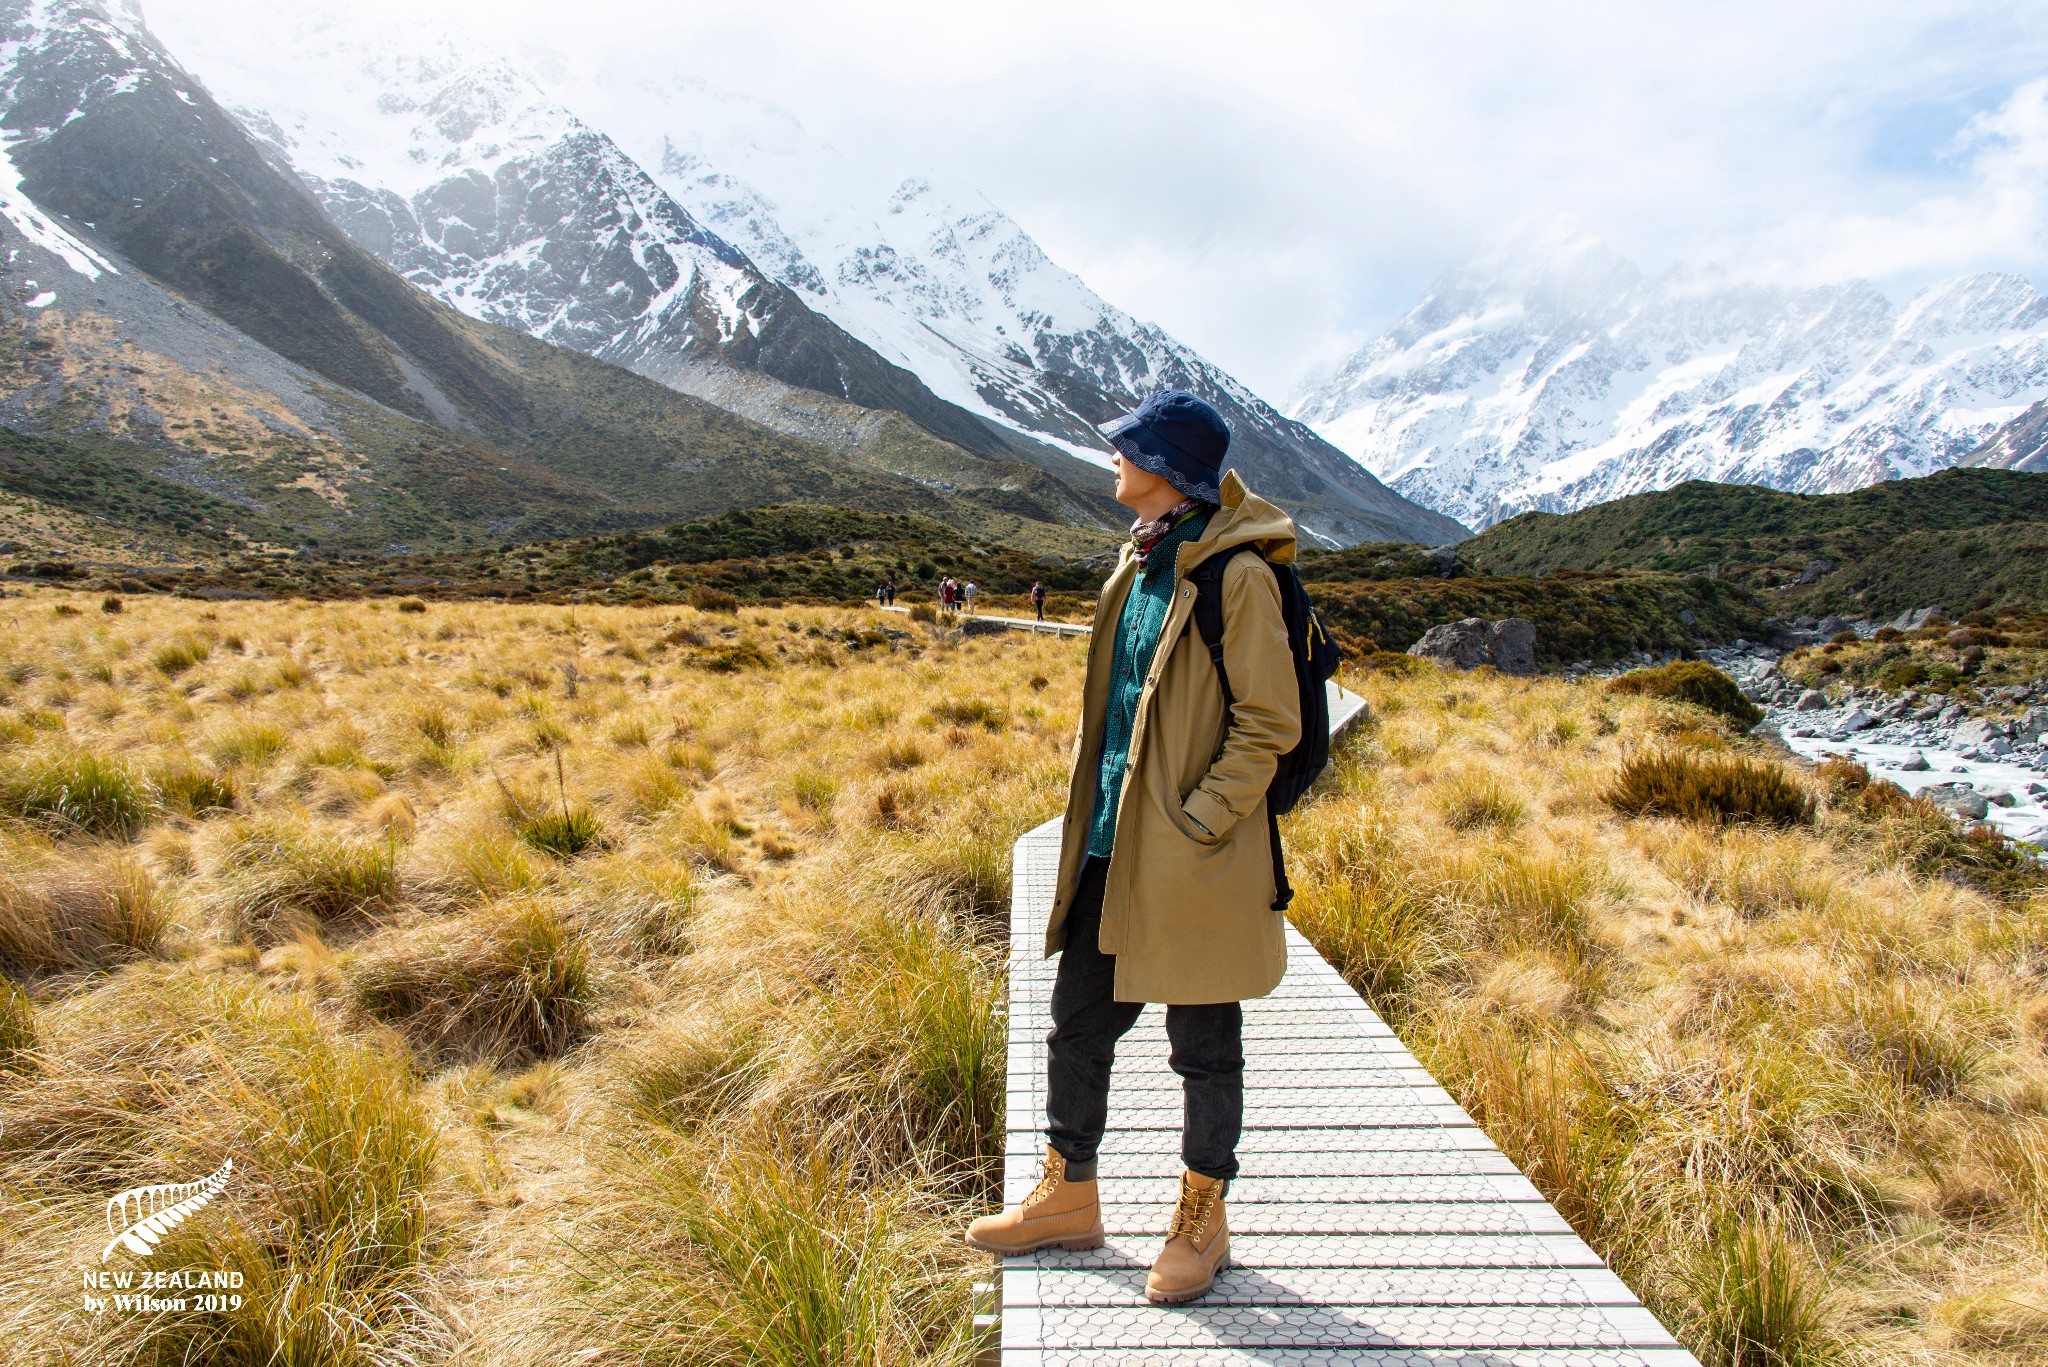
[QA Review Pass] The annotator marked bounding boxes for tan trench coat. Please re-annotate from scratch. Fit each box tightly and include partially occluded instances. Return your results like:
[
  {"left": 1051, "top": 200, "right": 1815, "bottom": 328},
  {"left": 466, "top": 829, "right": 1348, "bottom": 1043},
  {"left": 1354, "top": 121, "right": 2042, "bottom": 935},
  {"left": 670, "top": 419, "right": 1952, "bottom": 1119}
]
[{"left": 1043, "top": 468, "right": 1303, "bottom": 1004}]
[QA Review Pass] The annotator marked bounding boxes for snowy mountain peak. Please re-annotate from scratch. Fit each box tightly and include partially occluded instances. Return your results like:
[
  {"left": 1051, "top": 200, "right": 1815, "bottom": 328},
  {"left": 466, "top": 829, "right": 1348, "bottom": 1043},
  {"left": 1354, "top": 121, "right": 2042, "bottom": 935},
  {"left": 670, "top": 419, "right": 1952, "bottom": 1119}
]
[
  {"left": 1292, "top": 238, "right": 2048, "bottom": 529},
  {"left": 143, "top": 1, "right": 1461, "bottom": 545}
]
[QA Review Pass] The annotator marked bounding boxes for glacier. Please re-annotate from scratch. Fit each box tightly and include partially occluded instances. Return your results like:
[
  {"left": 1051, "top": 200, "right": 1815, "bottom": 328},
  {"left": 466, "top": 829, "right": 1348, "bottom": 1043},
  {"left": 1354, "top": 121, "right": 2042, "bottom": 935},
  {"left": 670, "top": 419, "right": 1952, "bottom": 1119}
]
[{"left": 1290, "top": 217, "right": 2048, "bottom": 529}]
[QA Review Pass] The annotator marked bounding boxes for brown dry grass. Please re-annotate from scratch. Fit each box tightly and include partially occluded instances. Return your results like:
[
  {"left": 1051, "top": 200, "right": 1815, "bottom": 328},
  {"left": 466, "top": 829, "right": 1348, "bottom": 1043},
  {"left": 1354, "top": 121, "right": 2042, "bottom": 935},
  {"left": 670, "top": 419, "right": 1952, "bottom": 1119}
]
[
  {"left": 1288, "top": 667, "right": 2048, "bottom": 1366},
  {"left": 0, "top": 588, "right": 1073, "bottom": 1365}
]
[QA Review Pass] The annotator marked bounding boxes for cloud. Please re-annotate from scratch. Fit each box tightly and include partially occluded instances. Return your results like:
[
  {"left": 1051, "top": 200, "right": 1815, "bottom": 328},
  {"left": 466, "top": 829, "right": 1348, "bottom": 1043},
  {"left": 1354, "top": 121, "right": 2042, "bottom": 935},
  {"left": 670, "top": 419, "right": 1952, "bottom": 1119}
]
[
  {"left": 1735, "top": 78, "right": 2048, "bottom": 289},
  {"left": 143, "top": 0, "right": 2048, "bottom": 401}
]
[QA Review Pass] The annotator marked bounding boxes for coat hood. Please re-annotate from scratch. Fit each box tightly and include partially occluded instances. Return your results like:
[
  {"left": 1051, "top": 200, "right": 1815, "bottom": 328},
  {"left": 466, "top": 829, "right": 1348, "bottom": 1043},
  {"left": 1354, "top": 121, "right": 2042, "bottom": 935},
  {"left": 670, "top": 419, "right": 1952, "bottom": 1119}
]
[{"left": 1176, "top": 467, "right": 1298, "bottom": 573}]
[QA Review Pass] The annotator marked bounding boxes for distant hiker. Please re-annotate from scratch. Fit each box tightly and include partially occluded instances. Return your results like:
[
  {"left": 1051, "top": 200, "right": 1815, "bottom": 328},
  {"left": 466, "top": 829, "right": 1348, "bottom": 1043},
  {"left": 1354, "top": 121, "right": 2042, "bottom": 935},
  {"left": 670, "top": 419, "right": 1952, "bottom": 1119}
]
[
  {"left": 884, "top": 581, "right": 897, "bottom": 606},
  {"left": 963, "top": 581, "right": 979, "bottom": 614},
  {"left": 965, "top": 389, "right": 1304, "bottom": 1306},
  {"left": 876, "top": 582, "right": 888, "bottom": 608},
  {"left": 1031, "top": 581, "right": 1047, "bottom": 620}
]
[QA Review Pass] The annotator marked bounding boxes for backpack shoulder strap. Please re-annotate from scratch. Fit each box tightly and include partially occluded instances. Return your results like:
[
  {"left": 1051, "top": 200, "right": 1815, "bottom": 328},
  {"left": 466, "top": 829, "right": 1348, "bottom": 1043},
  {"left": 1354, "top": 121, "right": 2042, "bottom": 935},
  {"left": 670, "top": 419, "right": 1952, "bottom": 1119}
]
[{"left": 1189, "top": 542, "right": 1257, "bottom": 706}]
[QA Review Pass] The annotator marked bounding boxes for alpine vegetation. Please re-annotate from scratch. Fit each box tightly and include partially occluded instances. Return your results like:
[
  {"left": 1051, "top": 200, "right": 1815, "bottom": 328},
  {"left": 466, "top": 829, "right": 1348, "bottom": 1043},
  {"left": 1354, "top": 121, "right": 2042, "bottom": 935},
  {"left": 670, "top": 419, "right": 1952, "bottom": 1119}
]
[
  {"left": 0, "top": 588, "right": 1064, "bottom": 1364},
  {"left": 1285, "top": 664, "right": 2048, "bottom": 1366}
]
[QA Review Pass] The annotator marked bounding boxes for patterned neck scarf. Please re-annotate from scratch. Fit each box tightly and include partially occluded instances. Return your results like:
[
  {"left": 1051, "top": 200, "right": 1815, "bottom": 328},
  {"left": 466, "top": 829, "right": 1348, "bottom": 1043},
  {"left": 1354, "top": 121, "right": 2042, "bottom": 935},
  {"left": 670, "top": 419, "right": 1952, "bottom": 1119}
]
[{"left": 1130, "top": 497, "right": 1206, "bottom": 568}]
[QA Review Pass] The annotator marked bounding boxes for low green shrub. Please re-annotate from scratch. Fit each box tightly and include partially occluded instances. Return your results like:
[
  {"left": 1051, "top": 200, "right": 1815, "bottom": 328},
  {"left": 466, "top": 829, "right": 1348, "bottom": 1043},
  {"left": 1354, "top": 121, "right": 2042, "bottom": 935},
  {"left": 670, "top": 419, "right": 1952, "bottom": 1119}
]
[
  {"left": 1604, "top": 661, "right": 1762, "bottom": 729},
  {"left": 691, "top": 640, "right": 774, "bottom": 673},
  {"left": 1875, "top": 659, "right": 1927, "bottom": 689},
  {"left": 685, "top": 585, "right": 739, "bottom": 613},
  {"left": 1606, "top": 750, "right": 1813, "bottom": 827},
  {"left": 926, "top": 698, "right": 1005, "bottom": 731}
]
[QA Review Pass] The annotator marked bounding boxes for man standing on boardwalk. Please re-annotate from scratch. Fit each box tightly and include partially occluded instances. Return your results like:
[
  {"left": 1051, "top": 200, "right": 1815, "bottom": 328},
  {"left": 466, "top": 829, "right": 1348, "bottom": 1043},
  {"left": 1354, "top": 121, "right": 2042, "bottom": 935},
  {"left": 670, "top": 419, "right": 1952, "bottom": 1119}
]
[
  {"left": 1030, "top": 580, "right": 1047, "bottom": 621},
  {"left": 965, "top": 389, "right": 1303, "bottom": 1306}
]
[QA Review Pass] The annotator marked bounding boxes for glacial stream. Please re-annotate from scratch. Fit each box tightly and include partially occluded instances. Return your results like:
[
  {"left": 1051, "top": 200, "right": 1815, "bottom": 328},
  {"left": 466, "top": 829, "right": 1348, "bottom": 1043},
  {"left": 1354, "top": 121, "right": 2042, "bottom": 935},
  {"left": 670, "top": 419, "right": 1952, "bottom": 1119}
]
[{"left": 1709, "top": 646, "right": 2048, "bottom": 851}]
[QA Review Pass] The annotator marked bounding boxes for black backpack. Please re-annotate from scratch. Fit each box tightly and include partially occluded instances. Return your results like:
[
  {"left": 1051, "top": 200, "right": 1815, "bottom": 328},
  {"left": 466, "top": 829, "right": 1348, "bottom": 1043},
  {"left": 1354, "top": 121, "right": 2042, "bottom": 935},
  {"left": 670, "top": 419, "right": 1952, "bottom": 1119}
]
[{"left": 1187, "top": 544, "right": 1343, "bottom": 909}]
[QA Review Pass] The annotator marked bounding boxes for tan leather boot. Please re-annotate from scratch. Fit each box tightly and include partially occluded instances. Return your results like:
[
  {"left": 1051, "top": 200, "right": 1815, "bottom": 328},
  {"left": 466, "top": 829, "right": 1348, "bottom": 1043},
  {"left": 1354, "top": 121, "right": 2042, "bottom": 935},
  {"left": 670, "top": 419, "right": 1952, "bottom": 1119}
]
[
  {"left": 963, "top": 1147, "right": 1104, "bottom": 1255},
  {"left": 1145, "top": 1171, "right": 1229, "bottom": 1304}
]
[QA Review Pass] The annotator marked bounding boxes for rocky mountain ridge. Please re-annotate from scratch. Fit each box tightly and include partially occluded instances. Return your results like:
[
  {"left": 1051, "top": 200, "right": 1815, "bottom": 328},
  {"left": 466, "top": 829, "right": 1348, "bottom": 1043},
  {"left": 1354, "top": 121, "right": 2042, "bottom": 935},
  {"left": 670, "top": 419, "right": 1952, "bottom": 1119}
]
[
  {"left": 0, "top": 0, "right": 1120, "bottom": 559},
  {"left": 1291, "top": 218, "right": 2048, "bottom": 530},
  {"left": 147, "top": 4, "right": 1461, "bottom": 547}
]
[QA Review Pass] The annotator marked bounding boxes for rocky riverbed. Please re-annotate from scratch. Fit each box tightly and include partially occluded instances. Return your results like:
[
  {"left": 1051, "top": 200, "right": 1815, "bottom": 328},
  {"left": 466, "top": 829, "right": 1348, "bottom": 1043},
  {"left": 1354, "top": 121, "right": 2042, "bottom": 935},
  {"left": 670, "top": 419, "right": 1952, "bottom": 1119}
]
[{"left": 1711, "top": 643, "right": 2048, "bottom": 850}]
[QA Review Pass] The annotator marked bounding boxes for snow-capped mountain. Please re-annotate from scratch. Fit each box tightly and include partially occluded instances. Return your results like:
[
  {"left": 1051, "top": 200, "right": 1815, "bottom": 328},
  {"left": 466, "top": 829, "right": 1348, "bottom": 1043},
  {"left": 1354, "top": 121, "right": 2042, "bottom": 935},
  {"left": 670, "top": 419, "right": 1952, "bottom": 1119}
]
[
  {"left": 146, "top": 4, "right": 1462, "bottom": 547},
  {"left": 1291, "top": 218, "right": 2048, "bottom": 529}
]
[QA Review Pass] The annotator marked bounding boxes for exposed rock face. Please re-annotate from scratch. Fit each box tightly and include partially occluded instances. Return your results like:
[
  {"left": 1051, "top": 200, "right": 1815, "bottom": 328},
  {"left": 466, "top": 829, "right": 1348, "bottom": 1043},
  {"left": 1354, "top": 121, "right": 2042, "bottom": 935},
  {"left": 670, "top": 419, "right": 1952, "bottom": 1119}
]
[
  {"left": 1794, "top": 689, "right": 1830, "bottom": 712},
  {"left": 1887, "top": 605, "right": 1947, "bottom": 631},
  {"left": 1406, "top": 618, "right": 1538, "bottom": 676}
]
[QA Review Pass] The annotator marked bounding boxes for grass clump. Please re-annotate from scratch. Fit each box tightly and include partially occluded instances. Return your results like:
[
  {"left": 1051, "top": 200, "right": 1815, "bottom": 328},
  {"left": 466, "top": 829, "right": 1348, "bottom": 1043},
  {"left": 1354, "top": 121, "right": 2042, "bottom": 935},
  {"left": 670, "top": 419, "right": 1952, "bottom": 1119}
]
[
  {"left": 1438, "top": 769, "right": 1526, "bottom": 831},
  {"left": 2, "top": 977, "right": 445, "bottom": 1363},
  {"left": 150, "top": 635, "right": 211, "bottom": 676},
  {"left": 348, "top": 900, "right": 593, "bottom": 1065},
  {"left": 218, "top": 818, "right": 401, "bottom": 943},
  {"left": 502, "top": 762, "right": 605, "bottom": 859},
  {"left": 0, "top": 749, "right": 155, "bottom": 838},
  {"left": 0, "top": 976, "right": 34, "bottom": 1070},
  {"left": 0, "top": 850, "right": 165, "bottom": 974},
  {"left": 580, "top": 1135, "right": 979, "bottom": 1367},
  {"left": 1677, "top": 1218, "right": 1845, "bottom": 1367},
  {"left": 1607, "top": 749, "right": 1813, "bottom": 827},
  {"left": 149, "top": 756, "right": 240, "bottom": 816},
  {"left": 1605, "top": 660, "right": 1763, "bottom": 729}
]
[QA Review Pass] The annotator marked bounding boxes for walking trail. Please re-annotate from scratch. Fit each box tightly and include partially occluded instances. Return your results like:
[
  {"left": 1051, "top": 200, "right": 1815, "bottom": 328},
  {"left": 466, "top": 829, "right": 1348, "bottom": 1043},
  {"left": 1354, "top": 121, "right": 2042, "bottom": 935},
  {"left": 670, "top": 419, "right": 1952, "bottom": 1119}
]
[{"left": 993, "top": 681, "right": 1698, "bottom": 1364}]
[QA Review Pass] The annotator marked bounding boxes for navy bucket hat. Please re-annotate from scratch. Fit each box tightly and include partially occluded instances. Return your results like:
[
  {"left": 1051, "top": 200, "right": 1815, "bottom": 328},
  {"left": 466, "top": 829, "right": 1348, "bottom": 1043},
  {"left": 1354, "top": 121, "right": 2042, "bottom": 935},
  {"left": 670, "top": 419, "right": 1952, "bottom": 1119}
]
[{"left": 1100, "top": 389, "right": 1230, "bottom": 503}]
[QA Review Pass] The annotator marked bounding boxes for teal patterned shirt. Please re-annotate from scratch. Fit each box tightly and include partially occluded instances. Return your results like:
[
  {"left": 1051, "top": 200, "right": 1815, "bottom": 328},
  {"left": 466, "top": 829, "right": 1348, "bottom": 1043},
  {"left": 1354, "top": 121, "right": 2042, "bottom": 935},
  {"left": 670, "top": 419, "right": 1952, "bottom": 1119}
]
[{"left": 1086, "top": 507, "right": 1215, "bottom": 858}]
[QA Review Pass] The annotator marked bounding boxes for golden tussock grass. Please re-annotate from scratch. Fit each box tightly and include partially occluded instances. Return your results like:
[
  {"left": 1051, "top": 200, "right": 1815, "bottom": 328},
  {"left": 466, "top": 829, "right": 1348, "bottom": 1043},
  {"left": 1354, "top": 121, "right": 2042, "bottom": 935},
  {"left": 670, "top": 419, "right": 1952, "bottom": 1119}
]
[
  {"left": 1288, "top": 665, "right": 2048, "bottom": 1367},
  {"left": 0, "top": 589, "right": 1074, "bottom": 1365}
]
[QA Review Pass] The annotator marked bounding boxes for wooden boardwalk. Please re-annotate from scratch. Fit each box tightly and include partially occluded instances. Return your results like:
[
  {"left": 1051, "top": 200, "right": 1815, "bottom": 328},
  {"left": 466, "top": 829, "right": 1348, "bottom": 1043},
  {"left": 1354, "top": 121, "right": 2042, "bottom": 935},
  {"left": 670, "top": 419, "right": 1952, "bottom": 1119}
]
[
  {"left": 876, "top": 603, "right": 1091, "bottom": 637},
  {"left": 995, "top": 683, "right": 1698, "bottom": 1365}
]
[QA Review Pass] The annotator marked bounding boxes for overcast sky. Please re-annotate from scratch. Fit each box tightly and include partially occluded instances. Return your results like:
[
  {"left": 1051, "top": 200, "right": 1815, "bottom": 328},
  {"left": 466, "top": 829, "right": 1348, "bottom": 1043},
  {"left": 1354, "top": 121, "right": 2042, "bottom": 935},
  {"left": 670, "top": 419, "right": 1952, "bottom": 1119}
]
[{"left": 152, "top": 0, "right": 2048, "bottom": 402}]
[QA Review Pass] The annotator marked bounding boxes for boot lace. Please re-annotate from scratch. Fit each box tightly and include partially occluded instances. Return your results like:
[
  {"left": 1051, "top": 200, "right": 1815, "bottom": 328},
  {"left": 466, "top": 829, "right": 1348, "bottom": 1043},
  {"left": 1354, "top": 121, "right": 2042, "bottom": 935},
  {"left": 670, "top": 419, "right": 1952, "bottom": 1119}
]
[
  {"left": 1166, "top": 1177, "right": 1220, "bottom": 1242},
  {"left": 1023, "top": 1151, "right": 1064, "bottom": 1209}
]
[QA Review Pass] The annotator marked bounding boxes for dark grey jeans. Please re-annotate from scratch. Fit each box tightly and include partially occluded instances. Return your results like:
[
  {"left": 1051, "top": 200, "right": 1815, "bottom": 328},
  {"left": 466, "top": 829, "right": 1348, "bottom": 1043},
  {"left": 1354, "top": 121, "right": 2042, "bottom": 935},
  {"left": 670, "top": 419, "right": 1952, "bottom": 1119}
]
[{"left": 1045, "top": 854, "right": 1244, "bottom": 1182}]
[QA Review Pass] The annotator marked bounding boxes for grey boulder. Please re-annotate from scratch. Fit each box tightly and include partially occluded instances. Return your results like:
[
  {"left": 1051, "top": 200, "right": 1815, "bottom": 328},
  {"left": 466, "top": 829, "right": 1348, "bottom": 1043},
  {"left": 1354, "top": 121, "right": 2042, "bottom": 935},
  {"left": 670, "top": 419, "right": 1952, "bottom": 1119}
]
[
  {"left": 1898, "top": 751, "right": 1930, "bottom": 772},
  {"left": 1952, "top": 719, "right": 2009, "bottom": 749},
  {"left": 1407, "top": 617, "right": 1538, "bottom": 676},
  {"left": 1793, "top": 689, "right": 1830, "bottom": 713},
  {"left": 1922, "top": 783, "right": 1991, "bottom": 821}
]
